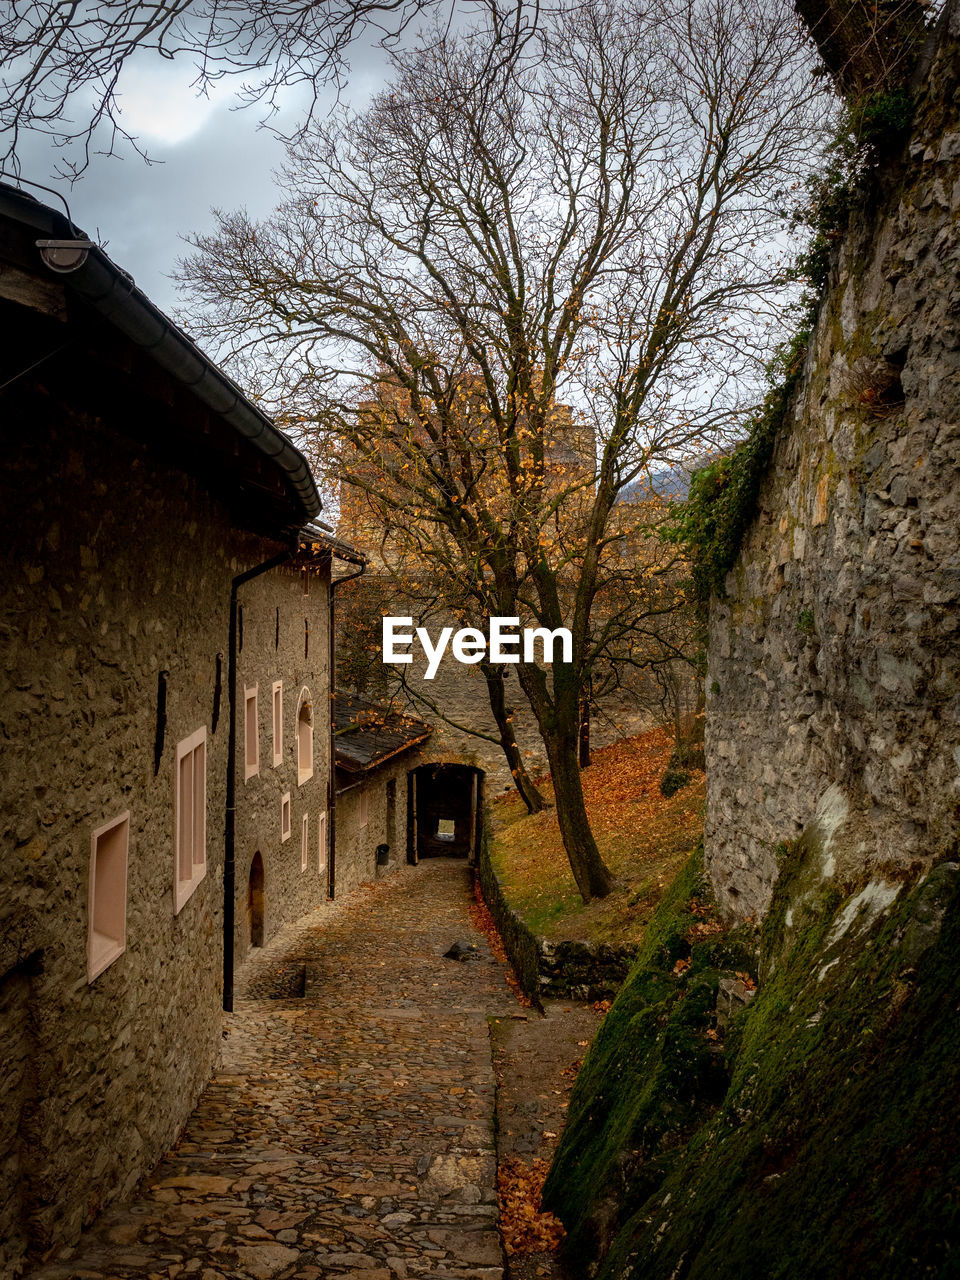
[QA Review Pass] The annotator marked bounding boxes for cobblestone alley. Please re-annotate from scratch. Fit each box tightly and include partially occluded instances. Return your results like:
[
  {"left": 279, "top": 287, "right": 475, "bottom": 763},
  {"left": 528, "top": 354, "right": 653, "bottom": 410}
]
[{"left": 30, "top": 860, "right": 518, "bottom": 1280}]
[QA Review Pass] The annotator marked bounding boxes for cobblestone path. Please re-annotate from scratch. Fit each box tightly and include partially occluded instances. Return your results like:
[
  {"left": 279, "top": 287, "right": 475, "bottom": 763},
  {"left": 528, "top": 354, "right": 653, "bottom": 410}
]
[{"left": 32, "top": 860, "right": 517, "bottom": 1280}]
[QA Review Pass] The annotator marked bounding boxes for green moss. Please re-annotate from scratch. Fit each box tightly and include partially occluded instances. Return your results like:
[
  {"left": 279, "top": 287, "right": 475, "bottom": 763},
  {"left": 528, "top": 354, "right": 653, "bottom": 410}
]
[
  {"left": 669, "top": 331, "right": 809, "bottom": 609},
  {"left": 546, "top": 832, "right": 960, "bottom": 1280},
  {"left": 660, "top": 767, "right": 692, "bottom": 798},
  {"left": 542, "top": 846, "right": 757, "bottom": 1259}
]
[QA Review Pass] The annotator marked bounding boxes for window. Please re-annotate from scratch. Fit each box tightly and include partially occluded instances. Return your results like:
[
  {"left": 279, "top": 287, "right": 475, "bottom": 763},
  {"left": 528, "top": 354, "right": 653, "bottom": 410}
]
[
  {"left": 88, "top": 812, "right": 129, "bottom": 982},
  {"left": 281, "top": 792, "right": 291, "bottom": 842},
  {"left": 437, "top": 818, "right": 455, "bottom": 840},
  {"left": 318, "top": 810, "right": 327, "bottom": 872},
  {"left": 359, "top": 788, "right": 368, "bottom": 828},
  {"left": 297, "top": 689, "right": 313, "bottom": 785},
  {"left": 301, "top": 812, "right": 309, "bottom": 872},
  {"left": 244, "top": 685, "right": 259, "bottom": 782},
  {"left": 272, "top": 680, "right": 283, "bottom": 767},
  {"left": 175, "top": 727, "right": 207, "bottom": 913}
]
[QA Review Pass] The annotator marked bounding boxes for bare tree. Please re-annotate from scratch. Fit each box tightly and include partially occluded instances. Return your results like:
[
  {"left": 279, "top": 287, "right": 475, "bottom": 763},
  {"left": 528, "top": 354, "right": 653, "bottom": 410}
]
[
  {"left": 0, "top": 0, "right": 535, "bottom": 176},
  {"left": 178, "top": 0, "right": 828, "bottom": 900},
  {"left": 334, "top": 481, "right": 548, "bottom": 813}
]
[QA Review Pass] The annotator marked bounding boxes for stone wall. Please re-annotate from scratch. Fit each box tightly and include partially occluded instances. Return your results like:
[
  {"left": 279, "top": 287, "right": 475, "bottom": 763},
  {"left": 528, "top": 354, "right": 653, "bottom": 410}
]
[
  {"left": 478, "top": 833, "right": 637, "bottom": 1003},
  {"left": 335, "top": 752, "right": 418, "bottom": 896},
  {"left": 0, "top": 393, "right": 332, "bottom": 1270},
  {"left": 704, "top": 15, "right": 960, "bottom": 921},
  {"left": 233, "top": 565, "right": 332, "bottom": 970}
]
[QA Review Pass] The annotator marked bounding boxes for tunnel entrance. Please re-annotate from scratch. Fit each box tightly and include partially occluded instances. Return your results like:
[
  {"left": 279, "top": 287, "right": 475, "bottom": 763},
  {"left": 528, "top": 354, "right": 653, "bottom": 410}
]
[{"left": 407, "top": 764, "right": 483, "bottom": 862}]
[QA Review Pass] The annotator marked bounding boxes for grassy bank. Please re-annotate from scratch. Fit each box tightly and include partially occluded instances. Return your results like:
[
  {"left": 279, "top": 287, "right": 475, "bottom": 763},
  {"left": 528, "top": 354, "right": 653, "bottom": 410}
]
[
  {"left": 543, "top": 834, "right": 960, "bottom": 1279},
  {"left": 488, "top": 728, "right": 705, "bottom": 946}
]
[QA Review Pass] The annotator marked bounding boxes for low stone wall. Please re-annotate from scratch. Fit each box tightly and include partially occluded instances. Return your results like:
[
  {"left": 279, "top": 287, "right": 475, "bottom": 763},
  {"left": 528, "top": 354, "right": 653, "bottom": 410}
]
[
  {"left": 538, "top": 938, "right": 636, "bottom": 1001},
  {"left": 478, "top": 831, "right": 636, "bottom": 1003},
  {"left": 477, "top": 830, "right": 541, "bottom": 1004}
]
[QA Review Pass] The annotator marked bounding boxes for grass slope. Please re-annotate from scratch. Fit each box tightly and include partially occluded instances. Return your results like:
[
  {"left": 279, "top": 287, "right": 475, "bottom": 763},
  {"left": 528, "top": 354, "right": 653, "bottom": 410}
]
[{"left": 489, "top": 729, "right": 705, "bottom": 945}]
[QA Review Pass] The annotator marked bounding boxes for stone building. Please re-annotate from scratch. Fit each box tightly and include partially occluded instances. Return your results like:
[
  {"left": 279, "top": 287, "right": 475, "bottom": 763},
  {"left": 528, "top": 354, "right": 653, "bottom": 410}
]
[
  {"left": 0, "top": 181, "right": 360, "bottom": 1275},
  {"left": 333, "top": 692, "right": 488, "bottom": 879}
]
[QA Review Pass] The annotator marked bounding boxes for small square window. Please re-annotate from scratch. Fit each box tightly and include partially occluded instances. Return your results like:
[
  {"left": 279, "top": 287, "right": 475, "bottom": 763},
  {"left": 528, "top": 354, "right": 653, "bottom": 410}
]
[
  {"left": 318, "top": 810, "right": 327, "bottom": 872},
  {"left": 272, "top": 681, "right": 283, "bottom": 767},
  {"left": 281, "top": 792, "right": 291, "bottom": 842},
  {"left": 437, "top": 818, "right": 455, "bottom": 840},
  {"left": 359, "top": 789, "right": 368, "bottom": 828},
  {"left": 88, "top": 812, "right": 129, "bottom": 982},
  {"left": 301, "top": 812, "right": 309, "bottom": 872},
  {"left": 244, "top": 685, "right": 259, "bottom": 782}
]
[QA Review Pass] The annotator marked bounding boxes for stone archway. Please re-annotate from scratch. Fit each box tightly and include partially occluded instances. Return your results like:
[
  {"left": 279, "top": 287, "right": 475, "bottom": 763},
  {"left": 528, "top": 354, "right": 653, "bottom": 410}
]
[
  {"left": 247, "top": 852, "right": 264, "bottom": 948},
  {"left": 409, "top": 764, "right": 484, "bottom": 862}
]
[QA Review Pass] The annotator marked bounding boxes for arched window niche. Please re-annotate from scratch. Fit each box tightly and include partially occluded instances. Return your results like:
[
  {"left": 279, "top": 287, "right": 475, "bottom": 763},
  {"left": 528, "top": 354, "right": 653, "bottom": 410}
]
[{"left": 297, "top": 687, "right": 314, "bottom": 785}]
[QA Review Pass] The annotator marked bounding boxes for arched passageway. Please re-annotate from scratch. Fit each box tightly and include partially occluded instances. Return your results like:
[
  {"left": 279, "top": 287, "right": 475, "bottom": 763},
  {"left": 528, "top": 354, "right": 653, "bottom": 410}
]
[
  {"left": 247, "top": 852, "right": 264, "bottom": 947},
  {"left": 407, "top": 764, "right": 484, "bottom": 863}
]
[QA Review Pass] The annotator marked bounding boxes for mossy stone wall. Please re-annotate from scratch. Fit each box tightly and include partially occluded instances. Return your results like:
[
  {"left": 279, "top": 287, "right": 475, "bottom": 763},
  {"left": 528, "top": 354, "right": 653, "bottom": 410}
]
[{"left": 704, "top": 12, "right": 960, "bottom": 920}]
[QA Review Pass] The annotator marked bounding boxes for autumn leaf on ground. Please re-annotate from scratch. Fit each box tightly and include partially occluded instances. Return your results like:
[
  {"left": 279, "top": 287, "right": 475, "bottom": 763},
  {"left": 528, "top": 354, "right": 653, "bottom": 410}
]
[
  {"left": 469, "top": 878, "right": 533, "bottom": 1007},
  {"left": 498, "top": 1157, "right": 566, "bottom": 1256}
]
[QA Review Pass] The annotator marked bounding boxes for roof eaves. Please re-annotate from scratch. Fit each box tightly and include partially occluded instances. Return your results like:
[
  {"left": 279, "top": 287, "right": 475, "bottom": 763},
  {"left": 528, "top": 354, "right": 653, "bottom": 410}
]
[
  {"left": 0, "top": 181, "right": 321, "bottom": 529},
  {"left": 335, "top": 729, "right": 433, "bottom": 773},
  {"left": 300, "top": 522, "right": 366, "bottom": 567}
]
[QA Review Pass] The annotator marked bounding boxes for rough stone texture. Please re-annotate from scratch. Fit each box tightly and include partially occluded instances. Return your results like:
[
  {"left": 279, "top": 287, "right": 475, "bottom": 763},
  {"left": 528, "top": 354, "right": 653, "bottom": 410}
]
[
  {"left": 26, "top": 859, "right": 516, "bottom": 1280},
  {"left": 1, "top": 400, "right": 332, "bottom": 1272},
  {"left": 478, "top": 837, "right": 635, "bottom": 1003},
  {"left": 233, "top": 564, "right": 332, "bottom": 971},
  {"left": 705, "top": 15, "right": 960, "bottom": 921},
  {"left": 335, "top": 752, "right": 419, "bottom": 898}
]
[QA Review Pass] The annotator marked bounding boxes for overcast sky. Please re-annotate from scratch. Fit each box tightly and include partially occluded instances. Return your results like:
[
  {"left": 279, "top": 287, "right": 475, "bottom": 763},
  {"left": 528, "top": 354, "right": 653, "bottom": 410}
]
[{"left": 9, "top": 43, "right": 391, "bottom": 317}]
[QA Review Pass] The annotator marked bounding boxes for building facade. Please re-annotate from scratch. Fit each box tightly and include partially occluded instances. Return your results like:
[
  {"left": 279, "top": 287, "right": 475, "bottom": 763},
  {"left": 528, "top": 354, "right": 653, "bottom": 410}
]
[
  {"left": 332, "top": 693, "right": 432, "bottom": 892},
  {"left": 0, "top": 182, "right": 354, "bottom": 1274}
]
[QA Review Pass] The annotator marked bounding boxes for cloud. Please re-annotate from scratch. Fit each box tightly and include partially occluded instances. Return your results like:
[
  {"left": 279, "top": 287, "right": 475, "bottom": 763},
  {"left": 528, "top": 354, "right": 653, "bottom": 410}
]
[{"left": 9, "top": 37, "right": 391, "bottom": 316}]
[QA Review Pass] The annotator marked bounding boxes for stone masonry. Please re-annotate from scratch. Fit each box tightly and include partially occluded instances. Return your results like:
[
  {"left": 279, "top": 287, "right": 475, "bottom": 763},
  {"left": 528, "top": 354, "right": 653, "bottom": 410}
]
[
  {"left": 0, "top": 399, "right": 336, "bottom": 1273},
  {"left": 27, "top": 859, "right": 517, "bottom": 1280},
  {"left": 705, "top": 11, "right": 960, "bottom": 920}
]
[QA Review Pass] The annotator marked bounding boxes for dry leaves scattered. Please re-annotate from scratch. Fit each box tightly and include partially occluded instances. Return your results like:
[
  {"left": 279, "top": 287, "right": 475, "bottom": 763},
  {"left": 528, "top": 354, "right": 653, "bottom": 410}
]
[
  {"left": 498, "top": 1157, "right": 567, "bottom": 1256},
  {"left": 469, "top": 877, "right": 534, "bottom": 1007}
]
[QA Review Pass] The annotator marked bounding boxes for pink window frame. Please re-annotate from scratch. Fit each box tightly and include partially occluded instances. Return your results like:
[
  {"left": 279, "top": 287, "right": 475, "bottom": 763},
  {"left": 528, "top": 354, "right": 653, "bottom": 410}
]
[
  {"left": 87, "top": 811, "right": 130, "bottom": 982},
  {"left": 174, "top": 726, "right": 207, "bottom": 914},
  {"left": 244, "top": 685, "right": 259, "bottom": 782},
  {"left": 272, "top": 680, "right": 283, "bottom": 767}
]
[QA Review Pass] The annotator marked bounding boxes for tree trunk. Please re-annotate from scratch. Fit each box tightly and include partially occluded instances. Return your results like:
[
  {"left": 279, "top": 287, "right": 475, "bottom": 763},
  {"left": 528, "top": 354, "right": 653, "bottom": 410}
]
[
  {"left": 578, "top": 685, "right": 591, "bottom": 769},
  {"left": 544, "top": 728, "right": 614, "bottom": 902},
  {"left": 483, "top": 664, "right": 546, "bottom": 814}
]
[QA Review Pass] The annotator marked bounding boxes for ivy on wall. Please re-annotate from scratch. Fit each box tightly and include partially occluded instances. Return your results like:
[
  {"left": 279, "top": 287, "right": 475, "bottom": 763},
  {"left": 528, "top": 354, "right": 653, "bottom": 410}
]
[{"left": 670, "top": 85, "right": 916, "bottom": 611}]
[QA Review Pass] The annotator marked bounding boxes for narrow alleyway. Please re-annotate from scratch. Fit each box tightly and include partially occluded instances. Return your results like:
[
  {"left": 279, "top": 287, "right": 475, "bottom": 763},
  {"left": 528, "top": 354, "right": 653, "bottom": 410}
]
[{"left": 31, "top": 860, "right": 518, "bottom": 1280}]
